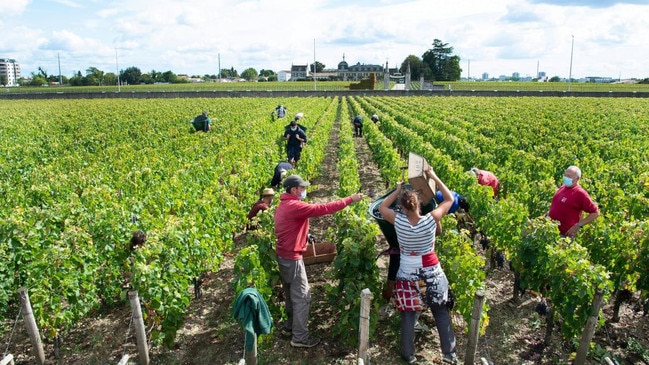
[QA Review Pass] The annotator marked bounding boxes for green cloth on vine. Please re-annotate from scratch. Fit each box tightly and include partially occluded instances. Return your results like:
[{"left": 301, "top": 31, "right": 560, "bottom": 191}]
[{"left": 232, "top": 287, "right": 273, "bottom": 352}]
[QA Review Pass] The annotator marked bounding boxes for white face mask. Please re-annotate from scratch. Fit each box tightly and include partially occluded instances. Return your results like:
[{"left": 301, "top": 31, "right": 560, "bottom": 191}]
[
  {"left": 290, "top": 126, "right": 297, "bottom": 131},
  {"left": 299, "top": 189, "right": 307, "bottom": 200}
]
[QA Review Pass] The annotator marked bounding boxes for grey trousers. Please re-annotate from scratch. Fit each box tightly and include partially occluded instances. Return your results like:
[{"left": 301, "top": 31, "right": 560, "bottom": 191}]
[
  {"left": 277, "top": 256, "right": 312, "bottom": 342},
  {"left": 400, "top": 305, "right": 456, "bottom": 359}
]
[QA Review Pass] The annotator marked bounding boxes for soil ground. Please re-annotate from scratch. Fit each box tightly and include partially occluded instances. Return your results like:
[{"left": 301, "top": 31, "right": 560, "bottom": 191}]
[{"left": 2, "top": 115, "right": 648, "bottom": 365}]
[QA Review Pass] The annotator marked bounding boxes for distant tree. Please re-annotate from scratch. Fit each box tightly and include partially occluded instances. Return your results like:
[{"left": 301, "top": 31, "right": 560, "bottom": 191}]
[
  {"left": 160, "top": 70, "right": 178, "bottom": 83},
  {"left": 399, "top": 55, "right": 431, "bottom": 80},
  {"left": 309, "top": 61, "right": 325, "bottom": 73},
  {"left": 120, "top": 66, "right": 142, "bottom": 85},
  {"left": 267, "top": 74, "right": 278, "bottom": 82},
  {"left": 259, "top": 69, "right": 275, "bottom": 77},
  {"left": 241, "top": 68, "right": 258, "bottom": 81},
  {"left": 149, "top": 70, "right": 162, "bottom": 83},
  {"left": 37, "top": 67, "right": 49, "bottom": 80},
  {"left": 200, "top": 74, "right": 217, "bottom": 82},
  {"left": 549, "top": 76, "right": 561, "bottom": 82},
  {"left": 221, "top": 67, "right": 239, "bottom": 79},
  {"left": 422, "top": 39, "right": 462, "bottom": 81},
  {"left": 104, "top": 72, "right": 118, "bottom": 85},
  {"left": 69, "top": 71, "right": 96, "bottom": 86},
  {"left": 0, "top": 75, "right": 7, "bottom": 85},
  {"left": 86, "top": 67, "right": 105, "bottom": 85},
  {"left": 140, "top": 74, "right": 154, "bottom": 84},
  {"left": 29, "top": 75, "right": 47, "bottom": 86}
]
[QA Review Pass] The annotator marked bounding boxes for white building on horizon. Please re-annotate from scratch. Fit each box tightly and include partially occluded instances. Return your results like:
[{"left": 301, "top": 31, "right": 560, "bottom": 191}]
[
  {"left": 277, "top": 70, "right": 291, "bottom": 82},
  {"left": 0, "top": 58, "right": 21, "bottom": 86}
]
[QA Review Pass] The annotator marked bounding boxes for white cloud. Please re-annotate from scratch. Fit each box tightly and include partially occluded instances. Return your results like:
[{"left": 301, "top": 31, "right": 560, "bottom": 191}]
[
  {"left": 50, "top": 0, "right": 83, "bottom": 8},
  {"left": 0, "top": 0, "right": 30, "bottom": 15},
  {"left": 2, "top": 0, "right": 648, "bottom": 79}
]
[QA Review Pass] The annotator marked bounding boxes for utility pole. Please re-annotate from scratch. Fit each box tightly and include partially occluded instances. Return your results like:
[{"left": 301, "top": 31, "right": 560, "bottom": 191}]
[
  {"left": 568, "top": 35, "right": 574, "bottom": 91},
  {"left": 57, "top": 53, "right": 62, "bottom": 85},
  {"left": 115, "top": 47, "right": 121, "bottom": 92},
  {"left": 313, "top": 39, "right": 317, "bottom": 91}
]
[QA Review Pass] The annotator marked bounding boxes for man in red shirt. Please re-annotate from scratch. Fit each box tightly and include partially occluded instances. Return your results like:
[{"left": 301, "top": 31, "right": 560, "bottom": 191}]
[
  {"left": 471, "top": 167, "right": 499, "bottom": 197},
  {"left": 274, "top": 174, "right": 363, "bottom": 348},
  {"left": 548, "top": 165, "right": 600, "bottom": 237}
]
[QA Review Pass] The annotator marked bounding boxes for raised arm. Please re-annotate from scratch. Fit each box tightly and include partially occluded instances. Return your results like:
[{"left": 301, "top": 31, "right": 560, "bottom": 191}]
[
  {"left": 426, "top": 167, "right": 453, "bottom": 222},
  {"left": 378, "top": 182, "right": 404, "bottom": 225}
]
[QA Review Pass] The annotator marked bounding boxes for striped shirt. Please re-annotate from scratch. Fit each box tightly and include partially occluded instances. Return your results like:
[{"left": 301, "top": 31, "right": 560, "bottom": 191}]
[{"left": 394, "top": 213, "right": 439, "bottom": 275}]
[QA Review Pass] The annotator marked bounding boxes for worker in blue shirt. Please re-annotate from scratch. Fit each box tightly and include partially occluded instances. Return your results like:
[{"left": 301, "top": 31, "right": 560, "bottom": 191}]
[{"left": 435, "top": 190, "right": 470, "bottom": 214}]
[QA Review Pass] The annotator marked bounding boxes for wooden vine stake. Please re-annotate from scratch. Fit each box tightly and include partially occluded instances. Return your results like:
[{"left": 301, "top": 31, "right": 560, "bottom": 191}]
[
  {"left": 0, "top": 354, "right": 15, "bottom": 365},
  {"left": 117, "top": 354, "right": 130, "bottom": 365},
  {"left": 464, "top": 290, "right": 486, "bottom": 365},
  {"left": 128, "top": 291, "right": 150, "bottom": 365},
  {"left": 544, "top": 305, "right": 555, "bottom": 346},
  {"left": 17, "top": 288, "right": 45, "bottom": 365},
  {"left": 245, "top": 332, "right": 257, "bottom": 365},
  {"left": 573, "top": 289, "right": 605, "bottom": 365},
  {"left": 357, "top": 289, "right": 372, "bottom": 364}
]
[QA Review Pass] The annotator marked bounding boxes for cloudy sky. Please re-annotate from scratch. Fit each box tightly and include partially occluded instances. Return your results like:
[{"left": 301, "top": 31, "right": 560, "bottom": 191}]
[{"left": 2, "top": 0, "right": 648, "bottom": 80}]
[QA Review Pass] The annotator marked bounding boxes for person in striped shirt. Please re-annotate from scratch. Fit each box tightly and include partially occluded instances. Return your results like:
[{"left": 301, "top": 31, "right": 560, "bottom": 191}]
[{"left": 378, "top": 166, "right": 458, "bottom": 364}]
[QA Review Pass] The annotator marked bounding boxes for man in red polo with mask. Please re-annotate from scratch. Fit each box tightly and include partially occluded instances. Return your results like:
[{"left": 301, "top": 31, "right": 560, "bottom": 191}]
[
  {"left": 274, "top": 174, "right": 363, "bottom": 348},
  {"left": 548, "top": 165, "right": 600, "bottom": 237}
]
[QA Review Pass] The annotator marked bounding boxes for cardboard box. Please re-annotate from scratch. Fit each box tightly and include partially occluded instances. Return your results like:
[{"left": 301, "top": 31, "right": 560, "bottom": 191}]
[{"left": 407, "top": 152, "right": 437, "bottom": 205}]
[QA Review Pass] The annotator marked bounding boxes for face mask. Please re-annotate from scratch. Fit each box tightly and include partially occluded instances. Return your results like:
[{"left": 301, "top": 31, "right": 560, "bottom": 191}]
[
  {"left": 563, "top": 176, "right": 574, "bottom": 187},
  {"left": 291, "top": 126, "right": 297, "bottom": 131},
  {"left": 300, "top": 189, "right": 307, "bottom": 200}
]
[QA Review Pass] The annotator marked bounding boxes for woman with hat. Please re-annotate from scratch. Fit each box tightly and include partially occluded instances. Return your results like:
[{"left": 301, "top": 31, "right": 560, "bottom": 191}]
[{"left": 247, "top": 188, "right": 276, "bottom": 229}]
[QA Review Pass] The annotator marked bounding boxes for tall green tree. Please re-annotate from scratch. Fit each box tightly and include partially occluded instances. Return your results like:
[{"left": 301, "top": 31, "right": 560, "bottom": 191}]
[
  {"left": 37, "top": 67, "right": 49, "bottom": 80},
  {"left": 149, "top": 70, "right": 162, "bottom": 83},
  {"left": 86, "top": 67, "right": 105, "bottom": 86},
  {"left": 221, "top": 67, "right": 239, "bottom": 79},
  {"left": 422, "top": 39, "right": 462, "bottom": 81},
  {"left": 309, "top": 61, "right": 325, "bottom": 73},
  {"left": 259, "top": 69, "right": 275, "bottom": 77},
  {"left": 104, "top": 72, "right": 118, "bottom": 85},
  {"left": 120, "top": 66, "right": 142, "bottom": 85},
  {"left": 241, "top": 68, "right": 258, "bottom": 81},
  {"left": 399, "top": 55, "right": 431, "bottom": 80},
  {"left": 161, "top": 70, "right": 178, "bottom": 83},
  {"left": 29, "top": 75, "right": 47, "bottom": 86}
]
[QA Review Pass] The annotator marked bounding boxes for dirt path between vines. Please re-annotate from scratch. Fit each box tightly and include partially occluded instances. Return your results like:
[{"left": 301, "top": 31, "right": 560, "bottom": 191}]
[{"left": 3, "top": 104, "right": 648, "bottom": 364}]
